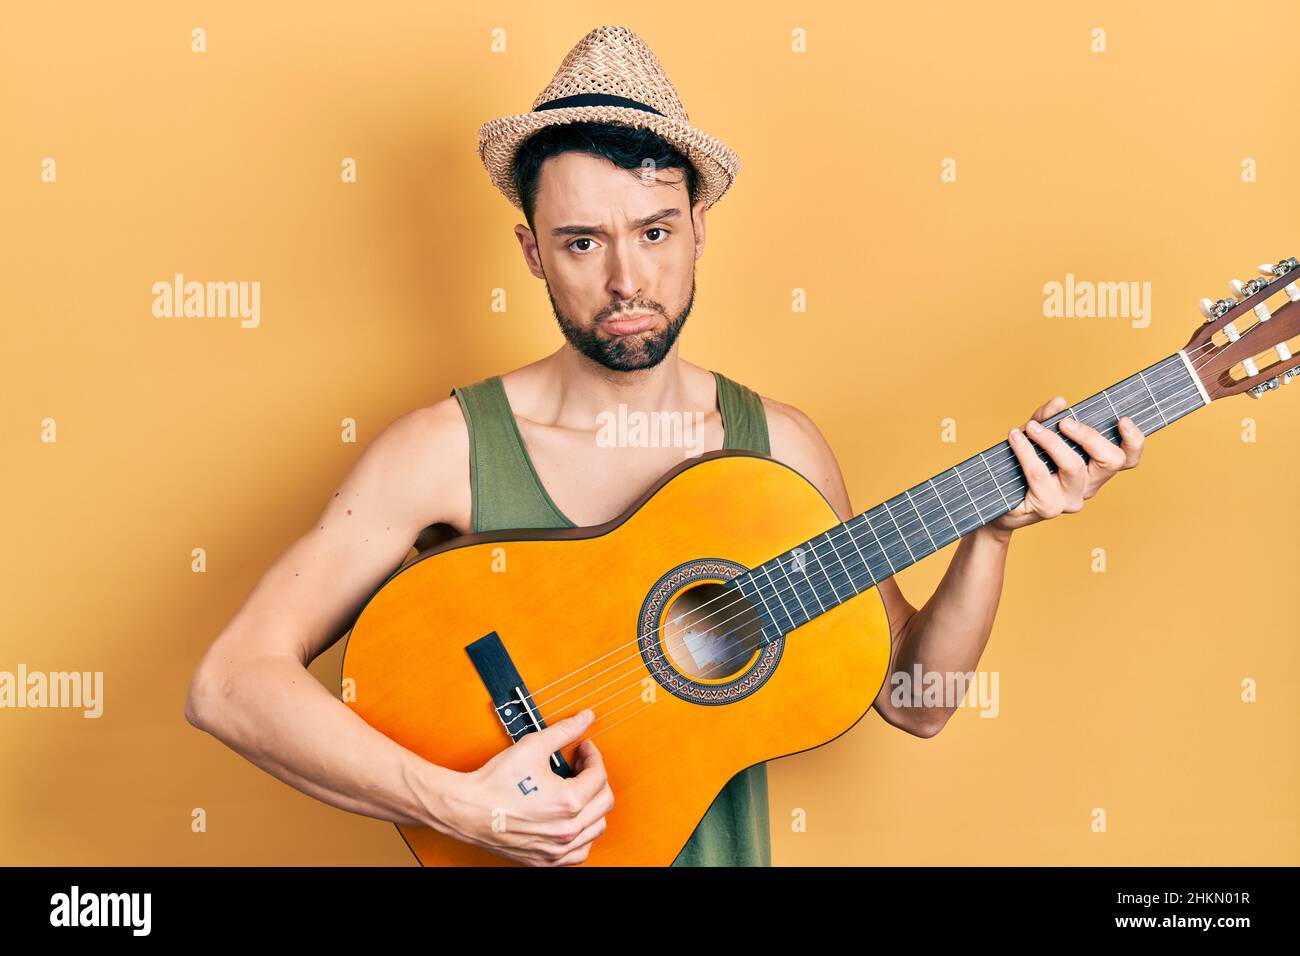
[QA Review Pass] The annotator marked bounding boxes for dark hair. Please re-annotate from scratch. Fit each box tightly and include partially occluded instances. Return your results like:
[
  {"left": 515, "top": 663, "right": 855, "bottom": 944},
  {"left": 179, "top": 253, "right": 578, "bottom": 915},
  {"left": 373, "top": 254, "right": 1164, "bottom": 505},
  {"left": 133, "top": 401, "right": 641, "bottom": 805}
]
[{"left": 512, "top": 121, "right": 699, "bottom": 230}]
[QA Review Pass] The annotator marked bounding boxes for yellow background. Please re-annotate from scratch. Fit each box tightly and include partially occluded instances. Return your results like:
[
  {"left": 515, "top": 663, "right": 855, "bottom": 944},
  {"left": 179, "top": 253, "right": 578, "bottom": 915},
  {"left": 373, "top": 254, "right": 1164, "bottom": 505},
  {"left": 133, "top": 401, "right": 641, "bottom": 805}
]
[{"left": 2, "top": 1, "right": 1296, "bottom": 865}]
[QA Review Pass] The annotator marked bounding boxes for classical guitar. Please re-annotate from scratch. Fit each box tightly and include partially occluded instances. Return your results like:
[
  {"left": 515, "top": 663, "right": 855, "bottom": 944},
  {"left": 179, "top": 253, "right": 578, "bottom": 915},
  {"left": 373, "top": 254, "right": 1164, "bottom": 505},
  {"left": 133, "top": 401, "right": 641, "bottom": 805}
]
[{"left": 341, "top": 256, "right": 1300, "bottom": 865}]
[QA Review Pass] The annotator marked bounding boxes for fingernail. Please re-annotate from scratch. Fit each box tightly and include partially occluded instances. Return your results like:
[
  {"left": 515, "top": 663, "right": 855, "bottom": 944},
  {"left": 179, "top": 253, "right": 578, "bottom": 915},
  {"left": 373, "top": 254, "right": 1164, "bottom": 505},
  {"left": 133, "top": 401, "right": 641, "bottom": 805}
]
[
  {"left": 1009, "top": 427, "right": 1020, "bottom": 439},
  {"left": 1028, "top": 420, "right": 1041, "bottom": 432}
]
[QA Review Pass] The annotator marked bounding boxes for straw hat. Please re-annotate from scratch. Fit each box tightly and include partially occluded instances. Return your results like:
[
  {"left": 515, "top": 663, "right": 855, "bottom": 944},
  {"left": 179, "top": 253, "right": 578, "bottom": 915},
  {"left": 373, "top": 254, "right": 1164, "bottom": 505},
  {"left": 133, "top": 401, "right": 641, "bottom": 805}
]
[{"left": 477, "top": 25, "right": 741, "bottom": 212}]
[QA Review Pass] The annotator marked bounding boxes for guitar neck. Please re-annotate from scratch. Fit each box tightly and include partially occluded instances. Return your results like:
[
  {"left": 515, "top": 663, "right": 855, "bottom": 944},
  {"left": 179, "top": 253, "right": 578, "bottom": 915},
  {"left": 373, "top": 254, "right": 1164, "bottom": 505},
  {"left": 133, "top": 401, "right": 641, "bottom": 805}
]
[{"left": 731, "top": 350, "right": 1212, "bottom": 639}]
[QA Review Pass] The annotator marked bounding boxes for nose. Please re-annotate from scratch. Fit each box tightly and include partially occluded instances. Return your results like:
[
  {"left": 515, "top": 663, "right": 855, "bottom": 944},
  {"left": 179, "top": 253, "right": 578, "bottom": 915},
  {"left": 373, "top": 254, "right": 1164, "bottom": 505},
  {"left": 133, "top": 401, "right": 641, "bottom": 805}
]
[{"left": 605, "top": 240, "right": 644, "bottom": 303}]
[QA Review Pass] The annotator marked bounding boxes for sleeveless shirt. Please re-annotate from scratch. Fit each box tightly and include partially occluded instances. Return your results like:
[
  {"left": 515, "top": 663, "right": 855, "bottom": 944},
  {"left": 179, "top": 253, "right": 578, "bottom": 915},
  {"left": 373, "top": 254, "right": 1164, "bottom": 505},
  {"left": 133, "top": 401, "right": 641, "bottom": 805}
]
[{"left": 449, "top": 370, "right": 773, "bottom": 867}]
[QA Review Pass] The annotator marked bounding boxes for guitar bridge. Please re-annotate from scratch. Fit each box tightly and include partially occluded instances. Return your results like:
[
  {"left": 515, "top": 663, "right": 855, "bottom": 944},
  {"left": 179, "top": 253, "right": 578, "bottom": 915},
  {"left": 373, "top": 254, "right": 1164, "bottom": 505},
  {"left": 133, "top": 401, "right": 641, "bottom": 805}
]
[{"left": 464, "top": 630, "right": 575, "bottom": 778}]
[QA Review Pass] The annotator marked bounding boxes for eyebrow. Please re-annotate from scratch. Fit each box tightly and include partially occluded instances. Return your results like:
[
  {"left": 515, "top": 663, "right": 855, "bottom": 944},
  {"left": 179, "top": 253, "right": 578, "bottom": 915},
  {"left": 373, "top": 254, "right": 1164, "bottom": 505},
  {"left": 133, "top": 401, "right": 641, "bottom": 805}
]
[{"left": 550, "top": 207, "right": 682, "bottom": 238}]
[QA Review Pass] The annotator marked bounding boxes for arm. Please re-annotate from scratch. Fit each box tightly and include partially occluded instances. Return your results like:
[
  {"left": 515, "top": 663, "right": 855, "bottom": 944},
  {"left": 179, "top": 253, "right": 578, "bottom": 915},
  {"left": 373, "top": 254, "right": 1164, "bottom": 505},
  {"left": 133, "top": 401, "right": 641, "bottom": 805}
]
[
  {"left": 184, "top": 397, "right": 612, "bottom": 866},
  {"left": 184, "top": 400, "right": 472, "bottom": 829},
  {"left": 763, "top": 394, "right": 1145, "bottom": 739}
]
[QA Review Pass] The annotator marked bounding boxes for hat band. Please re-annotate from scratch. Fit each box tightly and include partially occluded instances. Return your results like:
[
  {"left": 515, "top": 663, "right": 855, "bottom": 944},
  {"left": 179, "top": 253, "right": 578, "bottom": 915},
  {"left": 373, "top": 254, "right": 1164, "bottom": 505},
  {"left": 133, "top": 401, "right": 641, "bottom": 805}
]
[{"left": 532, "top": 93, "right": 664, "bottom": 116}]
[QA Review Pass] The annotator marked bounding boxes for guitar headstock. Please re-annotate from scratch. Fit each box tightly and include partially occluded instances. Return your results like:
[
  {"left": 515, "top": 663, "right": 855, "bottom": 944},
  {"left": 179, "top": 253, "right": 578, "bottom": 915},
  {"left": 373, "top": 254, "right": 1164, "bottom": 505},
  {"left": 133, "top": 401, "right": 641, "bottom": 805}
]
[{"left": 1182, "top": 256, "right": 1300, "bottom": 401}]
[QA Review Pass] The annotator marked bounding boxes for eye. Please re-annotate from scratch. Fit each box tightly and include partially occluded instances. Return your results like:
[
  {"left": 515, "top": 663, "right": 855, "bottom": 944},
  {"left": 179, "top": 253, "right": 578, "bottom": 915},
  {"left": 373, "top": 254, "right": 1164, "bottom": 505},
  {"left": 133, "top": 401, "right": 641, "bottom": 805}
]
[
  {"left": 645, "top": 227, "right": 668, "bottom": 243},
  {"left": 568, "top": 237, "right": 596, "bottom": 253}
]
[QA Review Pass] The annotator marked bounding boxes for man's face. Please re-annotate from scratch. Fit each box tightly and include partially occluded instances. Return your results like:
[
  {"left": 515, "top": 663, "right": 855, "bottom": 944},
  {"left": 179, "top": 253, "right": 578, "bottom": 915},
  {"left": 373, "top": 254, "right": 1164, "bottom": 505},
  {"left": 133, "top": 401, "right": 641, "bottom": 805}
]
[{"left": 515, "top": 150, "right": 707, "bottom": 372}]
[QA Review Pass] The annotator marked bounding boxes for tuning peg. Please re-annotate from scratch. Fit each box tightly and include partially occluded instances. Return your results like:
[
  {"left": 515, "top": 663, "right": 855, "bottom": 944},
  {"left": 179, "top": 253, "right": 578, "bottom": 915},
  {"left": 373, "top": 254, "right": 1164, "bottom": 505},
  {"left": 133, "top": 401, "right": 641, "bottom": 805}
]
[
  {"left": 1247, "top": 376, "right": 1280, "bottom": 399},
  {"left": 1231, "top": 278, "right": 1274, "bottom": 320},
  {"left": 1257, "top": 258, "right": 1300, "bottom": 302},
  {"left": 1199, "top": 295, "right": 1238, "bottom": 324}
]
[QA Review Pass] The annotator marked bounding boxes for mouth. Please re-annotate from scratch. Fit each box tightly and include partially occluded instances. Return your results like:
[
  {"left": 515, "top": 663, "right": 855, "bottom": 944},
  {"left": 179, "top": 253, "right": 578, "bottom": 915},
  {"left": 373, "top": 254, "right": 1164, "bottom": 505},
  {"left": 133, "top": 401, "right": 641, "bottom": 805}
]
[{"left": 602, "top": 312, "right": 659, "bottom": 336}]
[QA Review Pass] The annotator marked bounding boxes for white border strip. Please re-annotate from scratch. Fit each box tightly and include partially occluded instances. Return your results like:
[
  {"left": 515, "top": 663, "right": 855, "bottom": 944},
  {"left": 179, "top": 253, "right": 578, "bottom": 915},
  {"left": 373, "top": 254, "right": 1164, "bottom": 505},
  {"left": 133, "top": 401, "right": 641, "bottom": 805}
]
[{"left": 1177, "top": 349, "right": 1212, "bottom": 406}]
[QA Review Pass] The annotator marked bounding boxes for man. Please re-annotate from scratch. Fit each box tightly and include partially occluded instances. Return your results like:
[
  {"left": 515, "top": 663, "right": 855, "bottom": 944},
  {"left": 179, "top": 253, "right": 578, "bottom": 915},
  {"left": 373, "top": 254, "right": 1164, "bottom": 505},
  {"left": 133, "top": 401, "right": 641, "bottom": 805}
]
[{"left": 184, "top": 24, "right": 1146, "bottom": 867}]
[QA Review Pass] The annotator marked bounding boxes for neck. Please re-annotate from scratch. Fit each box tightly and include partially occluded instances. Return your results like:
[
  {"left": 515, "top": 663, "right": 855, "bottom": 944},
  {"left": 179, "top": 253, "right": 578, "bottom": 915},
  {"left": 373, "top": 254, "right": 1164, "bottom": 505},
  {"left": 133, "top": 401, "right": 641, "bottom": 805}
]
[
  {"left": 543, "top": 344, "right": 693, "bottom": 427},
  {"left": 730, "top": 350, "right": 1212, "bottom": 642}
]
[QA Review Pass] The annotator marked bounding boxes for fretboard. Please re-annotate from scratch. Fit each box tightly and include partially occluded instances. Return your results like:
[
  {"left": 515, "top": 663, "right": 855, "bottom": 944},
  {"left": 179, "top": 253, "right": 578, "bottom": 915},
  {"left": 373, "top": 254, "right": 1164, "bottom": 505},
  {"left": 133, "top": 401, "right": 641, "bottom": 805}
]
[{"left": 730, "top": 351, "right": 1211, "bottom": 641}]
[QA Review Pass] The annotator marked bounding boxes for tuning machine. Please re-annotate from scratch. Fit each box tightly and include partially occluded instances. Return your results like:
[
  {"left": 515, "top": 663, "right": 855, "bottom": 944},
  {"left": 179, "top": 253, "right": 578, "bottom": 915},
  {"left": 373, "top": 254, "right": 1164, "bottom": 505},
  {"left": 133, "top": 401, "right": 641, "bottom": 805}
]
[
  {"left": 1199, "top": 295, "right": 1242, "bottom": 341},
  {"left": 1247, "top": 362, "right": 1300, "bottom": 398},
  {"left": 1256, "top": 257, "right": 1300, "bottom": 303}
]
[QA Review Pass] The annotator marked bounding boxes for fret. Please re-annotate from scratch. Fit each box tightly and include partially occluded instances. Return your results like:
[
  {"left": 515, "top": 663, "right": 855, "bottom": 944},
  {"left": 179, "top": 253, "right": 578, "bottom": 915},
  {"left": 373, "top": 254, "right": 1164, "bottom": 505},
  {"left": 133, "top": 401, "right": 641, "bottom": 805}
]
[
  {"left": 836, "top": 520, "right": 878, "bottom": 588},
  {"left": 880, "top": 498, "right": 918, "bottom": 564},
  {"left": 858, "top": 508, "right": 898, "bottom": 575},
  {"left": 733, "top": 576, "right": 778, "bottom": 641},
  {"left": 757, "top": 564, "right": 799, "bottom": 634},
  {"left": 923, "top": 478, "right": 964, "bottom": 542},
  {"left": 779, "top": 548, "right": 815, "bottom": 620},
  {"left": 886, "top": 491, "right": 935, "bottom": 562},
  {"left": 931, "top": 472, "right": 978, "bottom": 536},
  {"left": 846, "top": 514, "right": 886, "bottom": 583},
  {"left": 903, "top": 488, "right": 939, "bottom": 552},
  {"left": 819, "top": 529, "right": 858, "bottom": 602},
  {"left": 803, "top": 536, "right": 837, "bottom": 608},
  {"left": 1137, "top": 369, "right": 1170, "bottom": 427},
  {"left": 952, "top": 459, "right": 994, "bottom": 524},
  {"left": 729, "top": 351, "right": 1210, "bottom": 637},
  {"left": 978, "top": 451, "right": 1013, "bottom": 510},
  {"left": 872, "top": 503, "right": 915, "bottom": 571},
  {"left": 1099, "top": 387, "right": 1121, "bottom": 424}
]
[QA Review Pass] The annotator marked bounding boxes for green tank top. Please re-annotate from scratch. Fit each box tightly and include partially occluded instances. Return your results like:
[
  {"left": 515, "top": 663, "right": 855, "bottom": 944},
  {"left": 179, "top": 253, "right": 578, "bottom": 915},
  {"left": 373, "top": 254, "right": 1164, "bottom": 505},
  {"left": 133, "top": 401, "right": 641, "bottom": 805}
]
[{"left": 449, "top": 370, "right": 773, "bottom": 867}]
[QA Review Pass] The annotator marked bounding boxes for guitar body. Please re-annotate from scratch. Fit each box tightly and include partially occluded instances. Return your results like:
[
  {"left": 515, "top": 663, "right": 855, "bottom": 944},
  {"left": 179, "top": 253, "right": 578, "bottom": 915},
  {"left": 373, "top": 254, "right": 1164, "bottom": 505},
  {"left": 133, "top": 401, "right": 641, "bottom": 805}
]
[{"left": 341, "top": 449, "right": 894, "bottom": 865}]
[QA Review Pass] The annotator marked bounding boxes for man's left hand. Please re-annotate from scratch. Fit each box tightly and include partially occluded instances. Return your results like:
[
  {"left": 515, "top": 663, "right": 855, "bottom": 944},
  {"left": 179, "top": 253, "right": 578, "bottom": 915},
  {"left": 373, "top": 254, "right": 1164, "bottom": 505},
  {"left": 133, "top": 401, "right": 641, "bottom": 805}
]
[{"left": 991, "top": 395, "right": 1146, "bottom": 534}]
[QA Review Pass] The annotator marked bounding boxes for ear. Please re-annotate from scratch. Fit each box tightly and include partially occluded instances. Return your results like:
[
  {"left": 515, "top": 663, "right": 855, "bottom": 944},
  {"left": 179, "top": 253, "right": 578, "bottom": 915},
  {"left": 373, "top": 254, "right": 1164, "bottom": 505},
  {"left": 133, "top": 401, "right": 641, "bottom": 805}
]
[
  {"left": 514, "top": 222, "right": 546, "bottom": 280},
  {"left": 692, "top": 197, "right": 707, "bottom": 260}
]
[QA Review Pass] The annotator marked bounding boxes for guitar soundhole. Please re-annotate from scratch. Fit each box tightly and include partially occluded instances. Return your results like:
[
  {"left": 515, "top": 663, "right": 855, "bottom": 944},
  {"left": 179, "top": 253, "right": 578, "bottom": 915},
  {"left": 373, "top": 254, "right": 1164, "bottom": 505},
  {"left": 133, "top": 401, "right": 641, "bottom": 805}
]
[
  {"left": 637, "top": 558, "right": 784, "bottom": 706},
  {"left": 662, "top": 582, "right": 765, "bottom": 681}
]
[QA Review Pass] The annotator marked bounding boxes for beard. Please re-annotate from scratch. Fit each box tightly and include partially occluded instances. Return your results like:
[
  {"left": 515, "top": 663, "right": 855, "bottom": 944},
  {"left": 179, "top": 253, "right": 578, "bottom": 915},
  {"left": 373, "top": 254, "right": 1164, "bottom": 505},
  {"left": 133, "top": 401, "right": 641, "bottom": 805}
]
[{"left": 544, "top": 272, "right": 696, "bottom": 372}]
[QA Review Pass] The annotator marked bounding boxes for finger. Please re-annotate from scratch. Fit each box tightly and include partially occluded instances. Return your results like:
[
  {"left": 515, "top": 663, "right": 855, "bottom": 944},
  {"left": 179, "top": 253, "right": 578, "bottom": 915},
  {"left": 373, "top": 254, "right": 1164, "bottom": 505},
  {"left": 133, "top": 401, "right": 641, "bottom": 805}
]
[
  {"left": 1008, "top": 426, "right": 1057, "bottom": 512},
  {"left": 1057, "top": 416, "right": 1125, "bottom": 471},
  {"left": 537, "top": 779, "right": 613, "bottom": 843},
  {"left": 556, "top": 803, "right": 610, "bottom": 851},
  {"left": 573, "top": 738, "right": 604, "bottom": 773},
  {"left": 1008, "top": 426, "right": 1060, "bottom": 515},
  {"left": 560, "top": 739, "right": 610, "bottom": 809},
  {"left": 1009, "top": 425, "right": 1051, "bottom": 478},
  {"left": 527, "top": 708, "right": 595, "bottom": 753},
  {"left": 1116, "top": 416, "right": 1145, "bottom": 468},
  {"left": 548, "top": 838, "right": 595, "bottom": 867},
  {"left": 1024, "top": 419, "right": 1087, "bottom": 491},
  {"left": 1030, "top": 395, "right": 1068, "bottom": 424}
]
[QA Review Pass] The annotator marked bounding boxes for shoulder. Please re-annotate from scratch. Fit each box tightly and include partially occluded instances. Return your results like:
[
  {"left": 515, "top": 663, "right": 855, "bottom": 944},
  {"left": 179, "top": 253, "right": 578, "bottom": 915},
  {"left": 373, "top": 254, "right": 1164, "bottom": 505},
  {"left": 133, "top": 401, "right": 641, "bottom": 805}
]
[
  {"left": 347, "top": 394, "right": 471, "bottom": 532},
  {"left": 755, "top": 393, "right": 850, "bottom": 518},
  {"left": 370, "top": 394, "right": 468, "bottom": 467}
]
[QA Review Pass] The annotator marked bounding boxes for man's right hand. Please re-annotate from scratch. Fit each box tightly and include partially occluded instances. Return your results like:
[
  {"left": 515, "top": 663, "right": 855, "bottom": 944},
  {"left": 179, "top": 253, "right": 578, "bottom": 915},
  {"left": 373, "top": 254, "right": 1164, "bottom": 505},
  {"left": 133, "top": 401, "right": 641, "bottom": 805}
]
[{"left": 439, "top": 707, "right": 614, "bottom": 866}]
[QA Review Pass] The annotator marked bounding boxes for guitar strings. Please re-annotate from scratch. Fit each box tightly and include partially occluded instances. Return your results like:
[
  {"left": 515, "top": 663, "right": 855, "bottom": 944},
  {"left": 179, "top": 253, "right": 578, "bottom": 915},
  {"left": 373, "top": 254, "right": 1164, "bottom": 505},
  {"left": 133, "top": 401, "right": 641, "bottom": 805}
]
[
  {"left": 505, "top": 350, "right": 1217, "bottom": 722},
  {"left": 516, "top": 367, "right": 1210, "bottom": 733},
  {"left": 537, "top": 379, "right": 1212, "bottom": 738},
  {"left": 501, "top": 338, "right": 1228, "bottom": 733},
  {"left": 521, "top": 350, "right": 1272, "bottom": 749},
  {"left": 498, "top": 323, "right": 1282, "bottom": 742},
  {"left": 515, "top": 344, "right": 1222, "bottom": 715}
]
